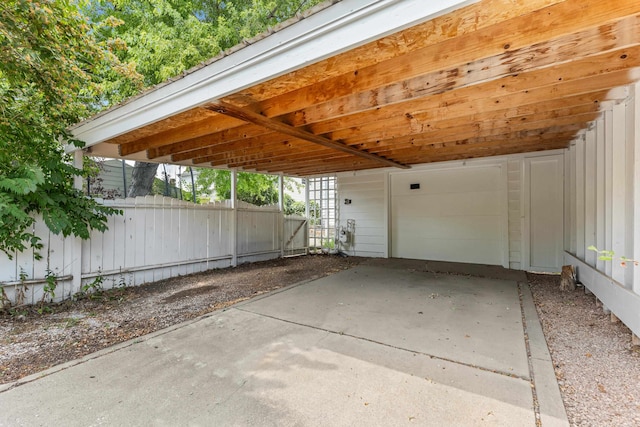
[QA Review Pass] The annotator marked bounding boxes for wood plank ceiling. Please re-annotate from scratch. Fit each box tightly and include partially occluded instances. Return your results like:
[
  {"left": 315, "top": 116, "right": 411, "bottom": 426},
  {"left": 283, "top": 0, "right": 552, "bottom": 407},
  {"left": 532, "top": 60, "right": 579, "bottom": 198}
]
[{"left": 90, "top": 0, "right": 640, "bottom": 176}]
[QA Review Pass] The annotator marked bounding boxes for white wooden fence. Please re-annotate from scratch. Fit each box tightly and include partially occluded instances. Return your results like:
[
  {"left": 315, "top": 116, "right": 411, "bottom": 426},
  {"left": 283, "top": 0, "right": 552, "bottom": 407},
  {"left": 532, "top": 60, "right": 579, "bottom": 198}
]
[{"left": 0, "top": 196, "right": 308, "bottom": 307}]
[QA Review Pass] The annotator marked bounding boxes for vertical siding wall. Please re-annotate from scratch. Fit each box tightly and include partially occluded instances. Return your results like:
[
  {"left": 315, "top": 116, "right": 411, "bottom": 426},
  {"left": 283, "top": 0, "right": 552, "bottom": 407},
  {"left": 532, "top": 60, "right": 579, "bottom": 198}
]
[
  {"left": 1, "top": 196, "right": 303, "bottom": 306},
  {"left": 336, "top": 155, "right": 560, "bottom": 268},
  {"left": 335, "top": 171, "right": 388, "bottom": 257},
  {"left": 564, "top": 86, "right": 640, "bottom": 337}
]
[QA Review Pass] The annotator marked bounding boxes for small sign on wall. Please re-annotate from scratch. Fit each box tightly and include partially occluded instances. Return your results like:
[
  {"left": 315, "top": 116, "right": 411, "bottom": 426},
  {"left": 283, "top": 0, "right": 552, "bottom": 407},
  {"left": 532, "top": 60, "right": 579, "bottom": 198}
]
[{"left": 410, "top": 183, "right": 420, "bottom": 190}]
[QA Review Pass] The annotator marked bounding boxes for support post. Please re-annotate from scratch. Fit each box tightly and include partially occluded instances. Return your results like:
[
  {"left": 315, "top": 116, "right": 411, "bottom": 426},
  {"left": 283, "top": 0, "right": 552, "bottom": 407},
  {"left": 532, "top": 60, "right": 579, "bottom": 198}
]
[
  {"left": 190, "top": 166, "right": 196, "bottom": 204},
  {"left": 279, "top": 174, "right": 285, "bottom": 258},
  {"left": 122, "top": 160, "right": 127, "bottom": 197},
  {"left": 231, "top": 169, "right": 237, "bottom": 267},
  {"left": 305, "top": 177, "right": 310, "bottom": 255},
  {"left": 633, "top": 83, "right": 640, "bottom": 294},
  {"left": 72, "top": 150, "right": 84, "bottom": 296}
]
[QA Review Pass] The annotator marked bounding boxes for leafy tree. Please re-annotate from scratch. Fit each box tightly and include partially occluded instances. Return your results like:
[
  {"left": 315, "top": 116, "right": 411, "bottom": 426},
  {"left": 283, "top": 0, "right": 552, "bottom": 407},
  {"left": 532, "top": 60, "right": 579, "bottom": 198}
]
[
  {"left": 0, "top": 0, "right": 139, "bottom": 258},
  {"left": 88, "top": 0, "right": 323, "bottom": 196},
  {"left": 196, "top": 169, "right": 307, "bottom": 214}
]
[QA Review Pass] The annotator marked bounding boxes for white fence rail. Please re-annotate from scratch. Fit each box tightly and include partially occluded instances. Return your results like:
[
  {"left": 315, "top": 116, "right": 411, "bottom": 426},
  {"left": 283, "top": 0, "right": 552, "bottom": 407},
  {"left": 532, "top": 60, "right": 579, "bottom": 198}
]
[{"left": 0, "top": 196, "right": 307, "bottom": 307}]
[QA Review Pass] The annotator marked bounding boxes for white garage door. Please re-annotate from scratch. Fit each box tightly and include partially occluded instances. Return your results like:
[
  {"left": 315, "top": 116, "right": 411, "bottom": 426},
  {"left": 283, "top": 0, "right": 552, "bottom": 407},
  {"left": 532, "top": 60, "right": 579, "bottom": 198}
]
[{"left": 391, "top": 165, "right": 506, "bottom": 265}]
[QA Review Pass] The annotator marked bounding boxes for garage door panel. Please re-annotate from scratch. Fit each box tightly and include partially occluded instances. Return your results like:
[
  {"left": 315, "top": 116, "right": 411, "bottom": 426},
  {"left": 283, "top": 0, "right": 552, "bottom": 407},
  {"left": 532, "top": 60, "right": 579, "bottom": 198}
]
[
  {"left": 391, "top": 165, "right": 506, "bottom": 266},
  {"left": 393, "top": 237, "right": 503, "bottom": 265}
]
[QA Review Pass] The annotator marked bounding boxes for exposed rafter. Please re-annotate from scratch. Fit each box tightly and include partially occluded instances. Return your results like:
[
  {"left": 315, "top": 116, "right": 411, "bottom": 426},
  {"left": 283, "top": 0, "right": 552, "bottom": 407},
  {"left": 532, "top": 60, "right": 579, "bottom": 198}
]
[
  {"left": 73, "top": 0, "right": 640, "bottom": 176},
  {"left": 205, "top": 102, "right": 410, "bottom": 170}
]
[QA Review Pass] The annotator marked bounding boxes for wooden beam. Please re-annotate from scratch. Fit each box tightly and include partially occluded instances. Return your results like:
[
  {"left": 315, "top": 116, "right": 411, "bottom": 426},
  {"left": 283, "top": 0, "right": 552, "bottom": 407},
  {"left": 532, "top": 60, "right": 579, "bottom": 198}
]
[
  {"left": 302, "top": 76, "right": 625, "bottom": 147},
  {"left": 196, "top": 144, "right": 334, "bottom": 166},
  {"left": 258, "top": 0, "right": 640, "bottom": 119},
  {"left": 228, "top": 0, "right": 568, "bottom": 106},
  {"left": 372, "top": 130, "right": 582, "bottom": 158},
  {"left": 172, "top": 133, "right": 307, "bottom": 163},
  {"left": 339, "top": 109, "right": 597, "bottom": 149},
  {"left": 106, "top": 107, "right": 219, "bottom": 145},
  {"left": 356, "top": 113, "right": 596, "bottom": 152},
  {"left": 147, "top": 124, "right": 270, "bottom": 159},
  {"left": 204, "top": 101, "right": 410, "bottom": 169},
  {"left": 226, "top": 149, "right": 345, "bottom": 169},
  {"left": 321, "top": 43, "right": 639, "bottom": 139},
  {"left": 397, "top": 141, "right": 571, "bottom": 165},
  {"left": 283, "top": 42, "right": 640, "bottom": 132},
  {"left": 259, "top": 157, "right": 383, "bottom": 175},
  {"left": 119, "top": 115, "right": 245, "bottom": 156}
]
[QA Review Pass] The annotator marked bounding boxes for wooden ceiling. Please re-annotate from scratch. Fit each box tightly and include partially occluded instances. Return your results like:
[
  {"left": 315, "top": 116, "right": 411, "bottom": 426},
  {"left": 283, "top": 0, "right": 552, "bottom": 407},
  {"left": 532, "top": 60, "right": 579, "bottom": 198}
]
[{"left": 90, "top": 0, "right": 640, "bottom": 176}]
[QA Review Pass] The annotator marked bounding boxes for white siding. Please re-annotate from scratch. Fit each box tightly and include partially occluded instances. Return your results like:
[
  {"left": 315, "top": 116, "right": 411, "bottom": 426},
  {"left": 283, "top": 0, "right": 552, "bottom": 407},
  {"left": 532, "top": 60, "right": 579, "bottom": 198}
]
[
  {"left": 336, "top": 154, "right": 564, "bottom": 270},
  {"left": 564, "top": 83, "right": 640, "bottom": 337},
  {"left": 336, "top": 171, "right": 388, "bottom": 257}
]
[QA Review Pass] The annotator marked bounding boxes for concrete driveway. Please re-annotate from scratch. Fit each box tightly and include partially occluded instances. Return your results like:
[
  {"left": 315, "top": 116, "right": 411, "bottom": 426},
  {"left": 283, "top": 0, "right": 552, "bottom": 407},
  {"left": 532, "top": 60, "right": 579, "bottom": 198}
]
[{"left": 0, "top": 259, "right": 567, "bottom": 426}]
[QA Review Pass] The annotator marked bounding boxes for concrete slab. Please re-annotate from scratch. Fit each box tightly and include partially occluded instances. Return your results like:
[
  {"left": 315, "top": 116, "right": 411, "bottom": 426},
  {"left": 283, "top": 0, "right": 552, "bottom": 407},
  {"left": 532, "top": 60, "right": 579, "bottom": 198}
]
[
  {"left": 0, "top": 260, "right": 567, "bottom": 426},
  {"left": 241, "top": 262, "right": 529, "bottom": 378}
]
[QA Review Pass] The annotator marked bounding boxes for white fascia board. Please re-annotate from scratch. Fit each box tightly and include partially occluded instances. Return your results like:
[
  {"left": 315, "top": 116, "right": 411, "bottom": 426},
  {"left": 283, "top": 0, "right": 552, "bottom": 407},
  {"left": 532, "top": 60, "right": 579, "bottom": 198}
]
[{"left": 71, "top": 0, "right": 478, "bottom": 150}]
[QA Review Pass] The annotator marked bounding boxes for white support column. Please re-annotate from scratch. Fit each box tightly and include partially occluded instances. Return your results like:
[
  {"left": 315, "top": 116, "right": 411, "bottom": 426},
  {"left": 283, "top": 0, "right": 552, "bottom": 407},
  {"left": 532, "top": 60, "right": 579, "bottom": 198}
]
[
  {"left": 632, "top": 83, "right": 640, "bottom": 293},
  {"left": 584, "top": 129, "right": 597, "bottom": 266},
  {"left": 564, "top": 146, "right": 571, "bottom": 253},
  {"left": 604, "top": 108, "right": 614, "bottom": 277},
  {"left": 72, "top": 150, "right": 84, "bottom": 295},
  {"left": 231, "top": 169, "right": 237, "bottom": 267},
  {"left": 596, "top": 118, "right": 606, "bottom": 272},
  {"left": 611, "top": 102, "right": 627, "bottom": 284},
  {"left": 279, "top": 174, "right": 285, "bottom": 258},
  {"left": 305, "top": 177, "right": 310, "bottom": 255},
  {"left": 569, "top": 144, "right": 577, "bottom": 254},
  {"left": 575, "top": 140, "right": 586, "bottom": 260},
  {"left": 625, "top": 92, "right": 636, "bottom": 289}
]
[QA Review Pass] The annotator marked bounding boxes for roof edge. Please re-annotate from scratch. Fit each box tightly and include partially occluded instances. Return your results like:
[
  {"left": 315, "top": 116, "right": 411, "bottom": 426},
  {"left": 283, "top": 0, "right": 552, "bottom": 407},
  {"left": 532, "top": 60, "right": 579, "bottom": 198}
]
[{"left": 70, "top": 0, "right": 478, "bottom": 150}]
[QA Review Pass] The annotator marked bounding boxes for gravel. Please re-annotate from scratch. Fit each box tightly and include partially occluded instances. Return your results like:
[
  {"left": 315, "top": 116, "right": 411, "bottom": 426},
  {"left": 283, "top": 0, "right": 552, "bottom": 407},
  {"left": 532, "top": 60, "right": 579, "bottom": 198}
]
[
  {"left": 528, "top": 273, "right": 640, "bottom": 426},
  {"left": 2, "top": 258, "right": 639, "bottom": 426}
]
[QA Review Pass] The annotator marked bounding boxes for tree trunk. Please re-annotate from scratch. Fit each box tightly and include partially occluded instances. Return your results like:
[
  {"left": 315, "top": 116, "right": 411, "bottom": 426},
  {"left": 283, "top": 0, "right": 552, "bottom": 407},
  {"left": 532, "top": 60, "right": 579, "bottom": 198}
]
[{"left": 128, "top": 161, "right": 158, "bottom": 197}]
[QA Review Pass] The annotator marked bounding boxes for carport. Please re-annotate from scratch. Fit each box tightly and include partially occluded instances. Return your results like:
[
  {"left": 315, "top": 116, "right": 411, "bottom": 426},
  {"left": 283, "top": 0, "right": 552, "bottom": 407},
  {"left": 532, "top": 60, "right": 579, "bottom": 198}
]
[
  {"left": 68, "top": 0, "right": 640, "bottom": 340},
  {"left": 0, "top": 259, "right": 566, "bottom": 426},
  {"left": 71, "top": 0, "right": 640, "bottom": 270}
]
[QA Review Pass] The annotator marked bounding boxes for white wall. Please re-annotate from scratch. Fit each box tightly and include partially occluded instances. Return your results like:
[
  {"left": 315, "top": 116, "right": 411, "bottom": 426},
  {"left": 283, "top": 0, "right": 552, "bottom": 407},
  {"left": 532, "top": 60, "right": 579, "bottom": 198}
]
[
  {"left": 337, "top": 153, "right": 565, "bottom": 270},
  {"left": 564, "top": 83, "right": 640, "bottom": 337},
  {"left": 335, "top": 171, "right": 388, "bottom": 257},
  {"left": 389, "top": 163, "right": 507, "bottom": 266}
]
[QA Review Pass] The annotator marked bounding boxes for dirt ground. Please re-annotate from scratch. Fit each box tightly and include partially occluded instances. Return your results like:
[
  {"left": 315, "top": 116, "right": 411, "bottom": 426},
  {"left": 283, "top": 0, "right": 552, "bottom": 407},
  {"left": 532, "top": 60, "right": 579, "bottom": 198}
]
[
  {"left": 2, "top": 257, "right": 640, "bottom": 426},
  {"left": 0, "top": 255, "right": 365, "bottom": 385}
]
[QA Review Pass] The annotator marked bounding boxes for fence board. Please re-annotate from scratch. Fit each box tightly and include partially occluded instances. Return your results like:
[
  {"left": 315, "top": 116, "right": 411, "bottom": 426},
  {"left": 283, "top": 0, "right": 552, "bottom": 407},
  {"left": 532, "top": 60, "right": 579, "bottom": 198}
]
[{"left": 1, "top": 196, "right": 309, "bottom": 306}]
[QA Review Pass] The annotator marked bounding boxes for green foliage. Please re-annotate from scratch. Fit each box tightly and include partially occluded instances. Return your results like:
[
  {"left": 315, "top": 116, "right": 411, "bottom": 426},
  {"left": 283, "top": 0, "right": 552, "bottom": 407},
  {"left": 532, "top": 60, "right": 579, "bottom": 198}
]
[
  {"left": 587, "top": 245, "right": 639, "bottom": 267},
  {"left": 42, "top": 270, "right": 58, "bottom": 302},
  {"left": 196, "top": 169, "right": 306, "bottom": 211},
  {"left": 0, "top": 0, "right": 136, "bottom": 258},
  {"left": 75, "top": 274, "right": 105, "bottom": 300},
  {"left": 88, "top": 0, "right": 221, "bottom": 89}
]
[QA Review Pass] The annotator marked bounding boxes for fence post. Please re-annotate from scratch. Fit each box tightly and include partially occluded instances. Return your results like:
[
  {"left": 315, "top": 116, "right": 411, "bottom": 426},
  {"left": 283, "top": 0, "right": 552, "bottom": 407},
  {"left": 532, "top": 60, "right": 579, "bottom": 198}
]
[
  {"left": 305, "top": 177, "right": 310, "bottom": 255},
  {"left": 231, "top": 169, "right": 237, "bottom": 267},
  {"left": 71, "top": 150, "right": 84, "bottom": 296},
  {"left": 279, "top": 174, "right": 285, "bottom": 257}
]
